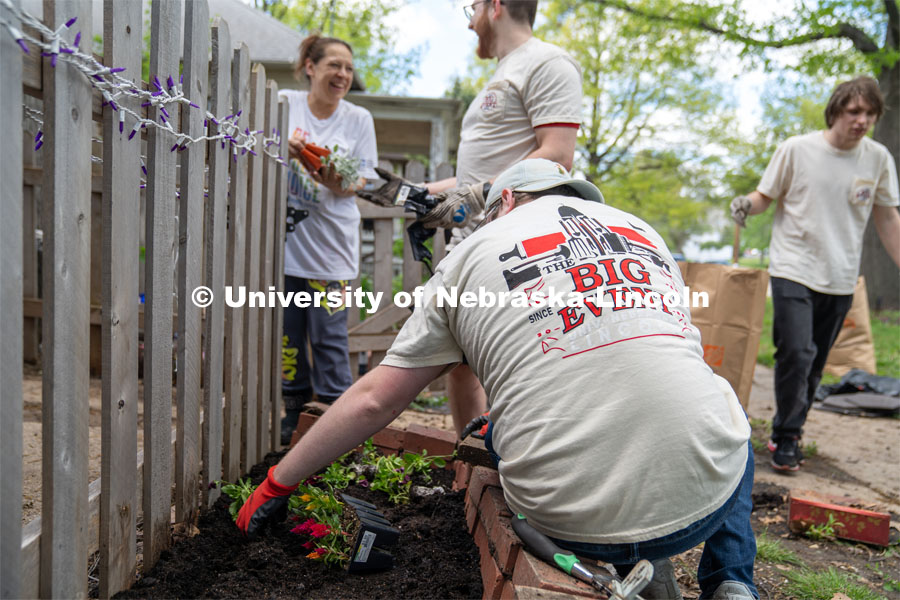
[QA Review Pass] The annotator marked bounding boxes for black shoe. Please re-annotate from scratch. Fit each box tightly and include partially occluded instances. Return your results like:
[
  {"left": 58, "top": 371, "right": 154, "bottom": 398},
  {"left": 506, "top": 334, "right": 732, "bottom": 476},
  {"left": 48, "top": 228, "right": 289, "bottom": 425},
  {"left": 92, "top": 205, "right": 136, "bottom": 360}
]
[
  {"left": 768, "top": 436, "right": 805, "bottom": 464},
  {"left": 771, "top": 436, "right": 801, "bottom": 472},
  {"left": 281, "top": 408, "right": 301, "bottom": 446}
]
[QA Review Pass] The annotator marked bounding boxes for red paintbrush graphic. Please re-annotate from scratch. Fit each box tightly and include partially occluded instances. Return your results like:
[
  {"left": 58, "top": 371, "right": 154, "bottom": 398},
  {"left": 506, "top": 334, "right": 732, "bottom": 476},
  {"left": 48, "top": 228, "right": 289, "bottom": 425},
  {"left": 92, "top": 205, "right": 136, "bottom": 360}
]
[{"left": 608, "top": 226, "right": 656, "bottom": 249}]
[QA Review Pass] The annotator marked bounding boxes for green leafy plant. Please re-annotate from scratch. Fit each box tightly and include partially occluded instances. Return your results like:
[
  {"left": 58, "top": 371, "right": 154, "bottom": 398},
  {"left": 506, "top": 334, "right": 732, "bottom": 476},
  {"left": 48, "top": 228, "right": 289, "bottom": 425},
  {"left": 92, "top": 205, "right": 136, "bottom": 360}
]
[
  {"left": 360, "top": 445, "right": 450, "bottom": 504},
  {"left": 367, "top": 452, "right": 413, "bottom": 504},
  {"left": 402, "top": 450, "right": 447, "bottom": 483},
  {"left": 755, "top": 530, "right": 803, "bottom": 565},
  {"left": 321, "top": 144, "right": 361, "bottom": 190},
  {"left": 804, "top": 513, "right": 843, "bottom": 542},
  {"left": 409, "top": 394, "right": 449, "bottom": 412},
  {"left": 217, "top": 478, "right": 257, "bottom": 521},
  {"left": 318, "top": 454, "right": 357, "bottom": 490},
  {"left": 803, "top": 440, "right": 818, "bottom": 458}
]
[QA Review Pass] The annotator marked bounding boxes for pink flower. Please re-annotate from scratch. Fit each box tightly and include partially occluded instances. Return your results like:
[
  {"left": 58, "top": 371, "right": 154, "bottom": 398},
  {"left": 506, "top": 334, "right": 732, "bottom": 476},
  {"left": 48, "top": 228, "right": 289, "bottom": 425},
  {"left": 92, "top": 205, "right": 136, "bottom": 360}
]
[
  {"left": 310, "top": 523, "right": 331, "bottom": 538},
  {"left": 302, "top": 540, "right": 315, "bottom": 549},
  {"left": 315, "top": 547, "right": 327, "bottom": 556},
  {"left": 291, "top": 518, "right": 316, "bottom": 535}
]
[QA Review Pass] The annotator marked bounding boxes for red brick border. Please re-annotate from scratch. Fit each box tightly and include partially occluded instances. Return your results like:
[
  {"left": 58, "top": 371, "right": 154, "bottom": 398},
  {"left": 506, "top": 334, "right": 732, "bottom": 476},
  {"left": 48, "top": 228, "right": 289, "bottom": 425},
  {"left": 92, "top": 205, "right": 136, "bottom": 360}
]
[{"left": 292, "top": 411, "right": 602, "bottom": 599}]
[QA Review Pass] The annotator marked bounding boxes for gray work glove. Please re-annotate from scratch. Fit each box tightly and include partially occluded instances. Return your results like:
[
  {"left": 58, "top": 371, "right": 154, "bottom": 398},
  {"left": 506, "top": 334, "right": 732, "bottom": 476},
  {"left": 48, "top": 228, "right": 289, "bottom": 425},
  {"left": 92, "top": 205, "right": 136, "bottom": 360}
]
[
  {"left": 421, "top": 182, "right": 491, "bottom": 229},
  {"left": 730, "top": 195, "right": 752, "bottom": 228},
  {"left": 357, "top": 167, "right": 429, "bottom": 209}
]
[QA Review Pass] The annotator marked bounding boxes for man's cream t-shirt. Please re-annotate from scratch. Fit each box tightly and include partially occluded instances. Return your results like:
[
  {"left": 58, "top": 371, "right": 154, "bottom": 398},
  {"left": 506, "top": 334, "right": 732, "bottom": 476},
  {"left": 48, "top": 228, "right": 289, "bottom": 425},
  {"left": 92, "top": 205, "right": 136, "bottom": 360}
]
[
  {"left": 450, "top": 37, "right": 582, "bottom": 247},
  {"left": 382, "top": 198, "right": 750, "bottom": 543},
  {"left": 758, "top": 132, "right": 899, "bottom": 295}
]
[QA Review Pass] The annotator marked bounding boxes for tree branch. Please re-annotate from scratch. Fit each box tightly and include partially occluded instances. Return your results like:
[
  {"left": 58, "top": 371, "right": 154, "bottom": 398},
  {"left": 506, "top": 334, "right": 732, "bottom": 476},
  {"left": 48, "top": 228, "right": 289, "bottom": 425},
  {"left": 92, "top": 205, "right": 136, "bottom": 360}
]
[{"left": 592, "top": 0, "right": 881, "bottom": 55}]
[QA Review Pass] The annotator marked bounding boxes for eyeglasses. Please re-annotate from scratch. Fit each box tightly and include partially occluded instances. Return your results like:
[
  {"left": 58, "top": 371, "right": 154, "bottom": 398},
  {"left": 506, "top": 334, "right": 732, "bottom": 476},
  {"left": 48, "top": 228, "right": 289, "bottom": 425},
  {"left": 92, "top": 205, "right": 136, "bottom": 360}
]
[
  {"left": 463, "top": 0, "right": 503, "bottom": 21},
  {"left": 473, "top": 200, "right": 502, "bottom": 232}
]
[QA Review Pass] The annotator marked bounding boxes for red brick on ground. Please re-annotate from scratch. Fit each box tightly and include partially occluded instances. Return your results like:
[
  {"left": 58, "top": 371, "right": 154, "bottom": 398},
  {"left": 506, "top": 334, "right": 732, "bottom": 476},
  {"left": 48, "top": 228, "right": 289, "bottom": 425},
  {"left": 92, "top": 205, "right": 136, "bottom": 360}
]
[
  {"left": 372, "top": 425, "right": 405, "bottom": 454},
  {"left": 404, "top": 422, "right": 457, "bottom": 457},
  {"left": 789, "top": 492, "right": 891, "bottom": 546}
]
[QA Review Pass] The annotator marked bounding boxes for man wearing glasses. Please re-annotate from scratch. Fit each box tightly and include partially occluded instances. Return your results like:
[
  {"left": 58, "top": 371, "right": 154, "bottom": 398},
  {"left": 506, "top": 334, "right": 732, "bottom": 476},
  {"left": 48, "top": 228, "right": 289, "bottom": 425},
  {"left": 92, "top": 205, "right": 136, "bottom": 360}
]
[
  {"left": 241, "top": 159, "right": 758, "bottom": 600},
  {"left": 359, "top": 0, "right": 583, "bottom": 447}
]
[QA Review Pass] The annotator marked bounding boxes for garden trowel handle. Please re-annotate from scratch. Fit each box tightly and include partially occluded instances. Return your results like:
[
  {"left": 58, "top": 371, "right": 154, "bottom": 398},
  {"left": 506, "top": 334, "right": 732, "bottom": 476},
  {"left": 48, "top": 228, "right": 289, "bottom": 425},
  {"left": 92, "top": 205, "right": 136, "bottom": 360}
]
[
  {"left": 510, "top": 513, "right": 650, "bottom": 600},
  {"left": 510, "top": 514, "right": 596, "bottom": 583}
]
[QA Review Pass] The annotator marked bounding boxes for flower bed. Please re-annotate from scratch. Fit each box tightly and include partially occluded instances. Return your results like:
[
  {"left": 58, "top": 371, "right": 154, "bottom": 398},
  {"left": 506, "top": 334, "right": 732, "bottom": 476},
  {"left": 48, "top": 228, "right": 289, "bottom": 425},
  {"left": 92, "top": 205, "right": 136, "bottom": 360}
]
[{"left": 113, "top": 443, "right": 482, "bottom": 599}]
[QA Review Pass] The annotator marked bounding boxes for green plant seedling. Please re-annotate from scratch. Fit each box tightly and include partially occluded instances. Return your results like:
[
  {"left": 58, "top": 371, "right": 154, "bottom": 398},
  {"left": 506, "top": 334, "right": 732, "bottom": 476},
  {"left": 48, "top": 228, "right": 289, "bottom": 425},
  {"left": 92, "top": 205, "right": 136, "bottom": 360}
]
[
  {"left": 802, "top": 440, "right": 818, "bottom": 458},
  {"left": 803, "top": 513, "right": 843, "bottom": 542},
  {"left": 217, "top": 478, "right": 257, "bottom": 521}
]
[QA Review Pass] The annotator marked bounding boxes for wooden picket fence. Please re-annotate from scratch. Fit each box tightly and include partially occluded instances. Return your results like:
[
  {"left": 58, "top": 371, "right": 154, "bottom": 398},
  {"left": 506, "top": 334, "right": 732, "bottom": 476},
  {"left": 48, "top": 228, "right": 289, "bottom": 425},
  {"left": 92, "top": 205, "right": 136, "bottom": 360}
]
[{"left": 0, "top": 1, "right": 449, "bottom": 598}]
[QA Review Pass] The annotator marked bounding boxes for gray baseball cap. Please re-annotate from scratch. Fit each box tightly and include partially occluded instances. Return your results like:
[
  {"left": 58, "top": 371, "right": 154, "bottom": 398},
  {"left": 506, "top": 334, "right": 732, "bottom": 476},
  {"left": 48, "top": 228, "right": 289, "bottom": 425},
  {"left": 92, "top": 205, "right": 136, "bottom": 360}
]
[{"left": 485, "top": 158, "right": 605, "bottom": 211}]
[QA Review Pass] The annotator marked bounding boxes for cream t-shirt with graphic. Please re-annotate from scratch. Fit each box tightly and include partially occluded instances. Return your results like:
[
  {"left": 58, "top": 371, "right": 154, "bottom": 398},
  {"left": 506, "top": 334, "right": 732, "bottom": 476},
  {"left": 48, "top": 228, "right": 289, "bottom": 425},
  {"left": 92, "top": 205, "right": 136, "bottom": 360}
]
[
  {"left": 758, "top": 132, "right": 899, "bottom": 295},
  {"left": 450, "top": 37, "right": 582, "bottom": 247},
  {"left": 382, "top": 197, "right": 750, "bottom": 544}
]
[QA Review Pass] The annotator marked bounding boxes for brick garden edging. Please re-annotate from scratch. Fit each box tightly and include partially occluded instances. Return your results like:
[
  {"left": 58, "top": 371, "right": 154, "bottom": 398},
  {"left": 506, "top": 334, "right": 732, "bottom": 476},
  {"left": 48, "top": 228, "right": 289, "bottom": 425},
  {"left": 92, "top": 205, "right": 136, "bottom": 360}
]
[{"left": 291, "top": 410, "right": 604, "bottom": 599}]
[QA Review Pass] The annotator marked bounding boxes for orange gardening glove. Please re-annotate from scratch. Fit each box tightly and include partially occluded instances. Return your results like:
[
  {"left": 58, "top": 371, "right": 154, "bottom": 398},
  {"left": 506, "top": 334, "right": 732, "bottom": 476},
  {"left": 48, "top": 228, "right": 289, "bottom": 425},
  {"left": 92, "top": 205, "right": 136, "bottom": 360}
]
[{"left": 235, "top": 465, "right": 295, "bottom": 537}]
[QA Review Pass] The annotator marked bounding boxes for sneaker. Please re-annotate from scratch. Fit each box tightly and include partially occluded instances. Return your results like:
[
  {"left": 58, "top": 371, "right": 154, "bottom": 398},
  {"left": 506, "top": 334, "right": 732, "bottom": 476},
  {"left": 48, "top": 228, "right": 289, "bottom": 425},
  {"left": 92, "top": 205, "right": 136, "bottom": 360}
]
[
  {"left": 639, "top": 558, "right": 683, "bottom": 600},
  {"left": 771, "top": 436, "right": 801, "bottom": 472},
  {"left": 768, "top": 436, "right": 805, "bottom": 464},
  {"left": 712, "top": 580, "right": 755, "bottom": 599}
]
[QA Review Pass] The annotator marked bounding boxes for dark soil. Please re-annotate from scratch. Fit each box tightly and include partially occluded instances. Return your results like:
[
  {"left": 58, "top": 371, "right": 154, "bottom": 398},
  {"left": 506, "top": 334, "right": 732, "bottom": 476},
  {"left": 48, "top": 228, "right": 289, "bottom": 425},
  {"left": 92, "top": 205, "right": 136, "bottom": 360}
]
[{"left": 114, "top": 452, "right": 482, "bottom": 599}]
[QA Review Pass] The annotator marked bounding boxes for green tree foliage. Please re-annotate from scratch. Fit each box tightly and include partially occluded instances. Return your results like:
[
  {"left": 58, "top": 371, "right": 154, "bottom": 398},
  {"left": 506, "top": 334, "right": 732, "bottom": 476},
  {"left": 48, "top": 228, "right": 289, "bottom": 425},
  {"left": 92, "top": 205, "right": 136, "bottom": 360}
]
[
  {"left": 250, "top": 0, "right": 423, "bottom": 94},
  {"left": 590, "top": 0, "right": 899, "bottom": 305},
  {"left": 537, "top": 0, "right": 728, "bottom": 184},
  {"left": 603, "top": 150, "right": 717, "bottom": 252}
]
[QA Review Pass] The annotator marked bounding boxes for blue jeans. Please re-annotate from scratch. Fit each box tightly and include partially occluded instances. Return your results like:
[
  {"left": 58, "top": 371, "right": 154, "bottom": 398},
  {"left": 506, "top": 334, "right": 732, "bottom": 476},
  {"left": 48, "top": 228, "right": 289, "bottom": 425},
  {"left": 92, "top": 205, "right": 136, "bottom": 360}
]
[{"left": 547, "top": 441, "right": 758, "bottom": 598}]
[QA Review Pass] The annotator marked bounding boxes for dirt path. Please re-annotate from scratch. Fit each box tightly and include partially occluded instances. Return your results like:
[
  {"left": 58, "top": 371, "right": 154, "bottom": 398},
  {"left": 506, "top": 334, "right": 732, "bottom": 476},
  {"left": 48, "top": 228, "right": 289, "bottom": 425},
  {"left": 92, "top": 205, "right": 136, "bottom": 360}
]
[{"left": 746, "top": 364, "right": 900, "bottom": 514}]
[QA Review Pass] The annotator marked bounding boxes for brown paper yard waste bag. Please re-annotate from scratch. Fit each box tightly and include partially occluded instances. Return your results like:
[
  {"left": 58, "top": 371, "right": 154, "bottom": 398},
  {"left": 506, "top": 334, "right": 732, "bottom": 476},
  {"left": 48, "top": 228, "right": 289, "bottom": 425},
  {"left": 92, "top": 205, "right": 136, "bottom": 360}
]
[
  {"left": 678, "top": 263, "right": 769, "bottom": 409},
  {"left": 824, "top": 276, "right": 876, "bottom": 377}
]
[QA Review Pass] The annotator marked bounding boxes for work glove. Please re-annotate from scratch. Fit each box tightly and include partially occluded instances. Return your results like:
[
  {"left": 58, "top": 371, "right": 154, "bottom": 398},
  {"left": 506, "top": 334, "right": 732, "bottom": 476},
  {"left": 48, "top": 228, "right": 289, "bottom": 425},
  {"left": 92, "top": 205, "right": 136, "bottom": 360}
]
[
  {"left": 357, "top": 168, "right": 490, "bottom": 229},
  {"left": 235, "top": 465, "right": 295, "bottom": 537},
  {"left": 730, "top": 195, "right": 752, "bottom": 228},
  {"left": 421, "top": 182, "right": 491, "bottom": 229},
  {"left": 357, "top": 167, "right": 432, "bottom": 210}
]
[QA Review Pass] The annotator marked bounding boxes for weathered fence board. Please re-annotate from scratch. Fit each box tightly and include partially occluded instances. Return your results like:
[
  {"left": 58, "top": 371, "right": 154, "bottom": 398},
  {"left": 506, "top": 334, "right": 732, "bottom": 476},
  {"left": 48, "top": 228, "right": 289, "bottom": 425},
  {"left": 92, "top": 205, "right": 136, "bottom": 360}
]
[
  {"left": 203, "top": 17, "right": 232, "bottom": 507},
  {"left": 143, "top": 0, "right": 181, "bottom": 571},
  {"left": 257, "top": 80, "right": 278, "bottom": 456},
  {"left": 98, "top": 0, "right": 142, "bottom": 596},
  {"left": 223, "top": 43, "right": 250, "bottom": 480},
  {"left": 174, "top": 0, "right": 208, "bottom": 528},
  {"left": 242, "top": 63, "right": 266, "bottom": 469},
  {"left": 9, "top": 1, "right": 452, "bottom": 595},
  {"left": 40, "top": 1, "right": 93, "bottom": 596},
  {"left": 271, "top": 99, "right": 289, "bottom": 452},
  {"left": 0, "top": 0, "right": 24, "bottom": 597}
]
